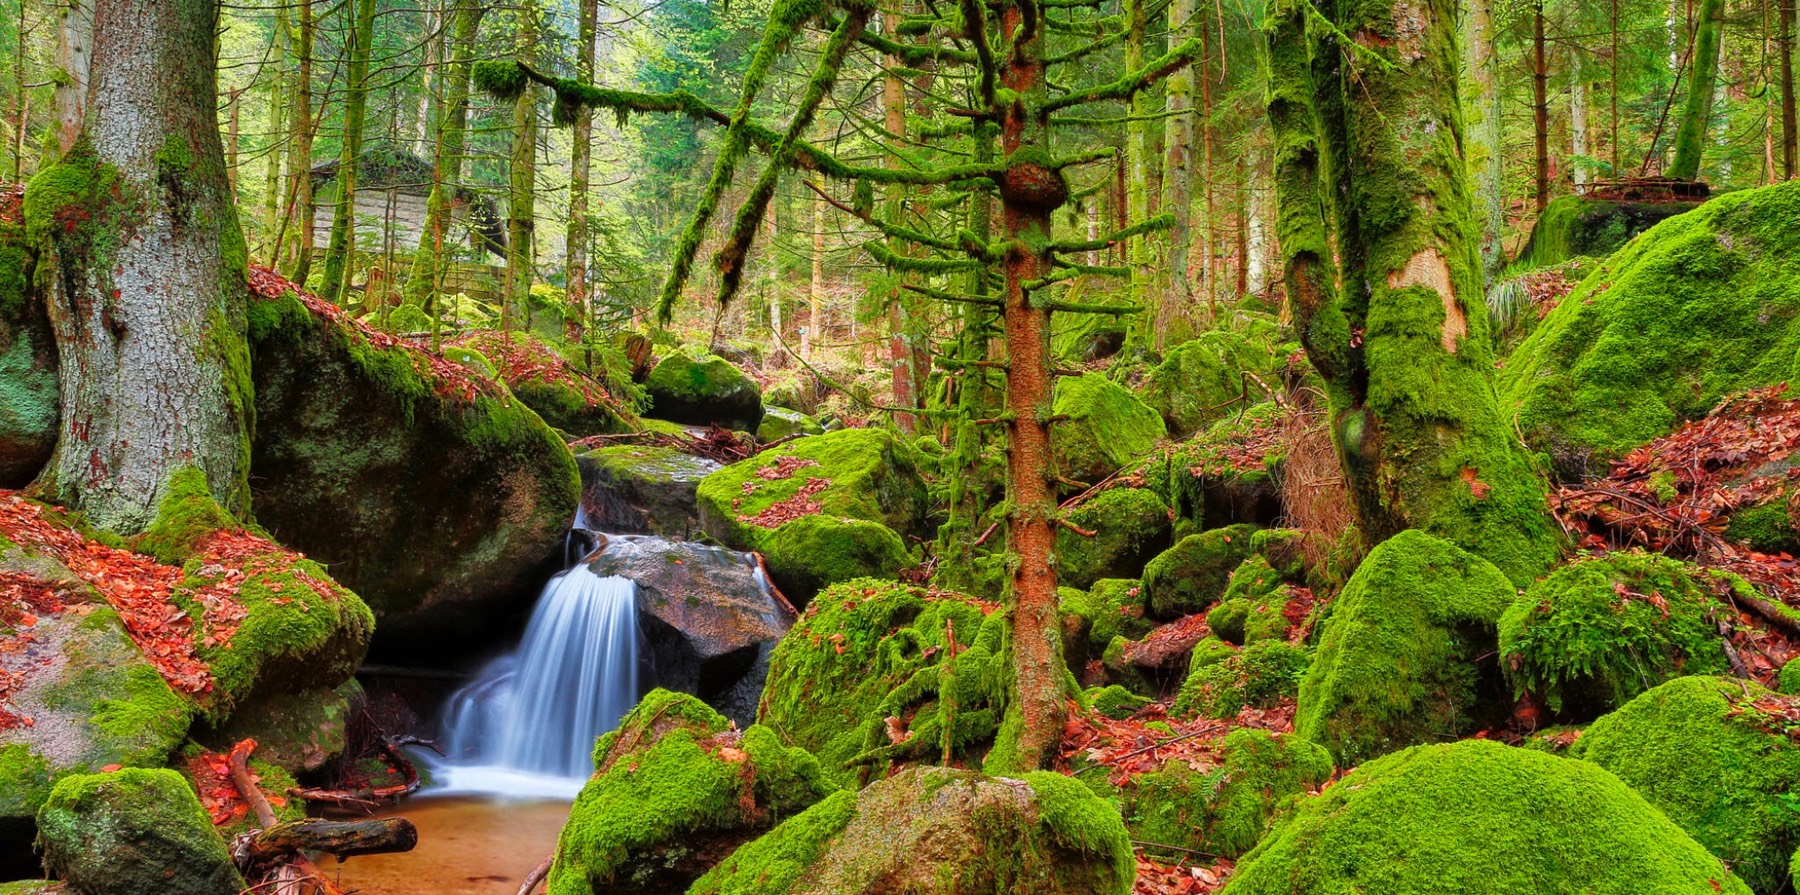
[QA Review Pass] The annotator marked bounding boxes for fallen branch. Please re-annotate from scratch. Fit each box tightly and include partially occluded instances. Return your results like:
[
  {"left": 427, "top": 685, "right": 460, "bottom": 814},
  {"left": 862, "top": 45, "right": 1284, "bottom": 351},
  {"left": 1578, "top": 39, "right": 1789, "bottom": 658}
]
[
  {"left": 518, "top": 854, "right": 554, "bottom": 895},
  {"left": 227, "top": 739, "right": 344, "bottom": 895},
  {"left": 241, "top": 819, "right": 417, "bottom": 865},
  {"left": 288, "top": 737, "right": 426, "bottom": 807}
]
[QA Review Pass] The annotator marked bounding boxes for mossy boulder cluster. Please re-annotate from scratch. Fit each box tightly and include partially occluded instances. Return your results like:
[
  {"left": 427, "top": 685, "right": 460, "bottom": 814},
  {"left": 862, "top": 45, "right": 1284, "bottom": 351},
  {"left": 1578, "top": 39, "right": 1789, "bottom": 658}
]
[
  {"left": 36, "top": 769, "right": 244, "bottom": 895},
  {"left": 546, "top": 690, "right": 835, "bottom": 895},
  {"left": 1295, "top": 530, "right": 1513, "bottom": 765},
  {"left": 1152, "top": 403, "right": 1286, "bottom": 531},
  {"left": 1141, "top": 523, "right": 1260, "bottom": 619},
  {"left": 1116, "top": 729, "right": 1331, "bottom": 860},
  {"left": 447, "top": 330, "right": 635, "bottom": 437},
  {"left": 577, "top": 444, "right": 722, "bottom": 538},
  {"left": 1504, "top": 180, "right": 1800, "bottom": 471},
  {"left": 1049, "top": 373, "right": 1164, "bottom": 486},
  {"left": 1516, "top": 194, "right": 1700, "bottom": 269},
  {"left": 0, "top": 214, "right": 54, "bottom": 490},
  {"left": 1054, "top": 488, "right": 1172, "bottom": 590},
  {"left": 1143, "top": 330, "right": 1282, "bottom": 438},
  {"left": 691, "top": 766, "right": 1135, "bottom": 895},
  {"left": 246, "top": 283, "right": 578, "bottom": 658},
  {"left": 1174, "top": 637, "right": 1310, "bottom": 720},
  {"left": 645, "top": 347, "right": 764, "bottom": 431},
  {"left": 1224, "top": 740, "right": 1748, "bottom": 894}
]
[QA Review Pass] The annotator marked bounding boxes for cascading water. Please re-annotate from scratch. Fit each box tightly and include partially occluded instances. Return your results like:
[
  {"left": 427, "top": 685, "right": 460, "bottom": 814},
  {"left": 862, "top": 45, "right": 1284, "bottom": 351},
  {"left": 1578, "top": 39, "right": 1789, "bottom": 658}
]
[{"left": 435, "top": 561, "right": 641, "bottom": 796}]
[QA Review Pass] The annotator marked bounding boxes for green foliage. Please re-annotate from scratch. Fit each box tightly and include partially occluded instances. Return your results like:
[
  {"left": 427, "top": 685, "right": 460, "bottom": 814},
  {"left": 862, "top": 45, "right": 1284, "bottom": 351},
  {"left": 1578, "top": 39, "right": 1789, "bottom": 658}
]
[
  {"left": 1225, "top": 740, "right": 1751, "bottom": 894},
  {"left": 1295, "top": 530, "right": 1515, "bottom": 765},
  {"left": 1498, "top": 551, "right": 1731, "bottom": 718},
  {"left": 1570, "top": 677, "right": 1800, "bottom": 894},
  {"left": 686, "top": 790, "right": 859, "bottom": 895},
  {"left": 1503, "top": 181, "right": 1800, "bottom": 470},
  {"left": 1173, "top": 639, "right": 1310, "bottom": 720}
]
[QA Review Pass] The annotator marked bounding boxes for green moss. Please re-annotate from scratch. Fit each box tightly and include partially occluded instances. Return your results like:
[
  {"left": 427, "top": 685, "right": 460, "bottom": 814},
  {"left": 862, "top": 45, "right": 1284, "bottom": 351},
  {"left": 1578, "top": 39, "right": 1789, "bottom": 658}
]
[
  {"left": 644, "top": 346, "right": 763, "bottom": 430},
  {"left": 1225, "top": 740, "right": 1750, "bottom": 894},
  {"left": 697, "top": 428, "right": 931, "bottom": 551},
  {"left": 1143, "top": 332, "right": 1281, "bottom": 437},
  {"left": 0, "top": 881, "right": 62, "bottom": 894},
  {"left": 131, "top": 467, "right": 239, "bottom": 563},
  {"left": 548, "top": 691, "right": 834, "bottom": 895},
  {"left": 1141, "top": 524, "right": 1259, "bottom": 619},
  {"left": 1173, "top": 640, "right": 1309, "bottom": 720},
  {"left": 1516, "top": 195, "right": 1698, "bottom": 270},
  {"left": 685, "top": 790, "right": 859, "bottom": 895},
  {"left": 1295, "top": 530, "right": 1515, "bottom": 765},
  {"left": 1206, "top": 598, "right": 1250, "bottom": 644},
  {"left": 1207, "top": 556, "right": 1293, "bottom": 645},
  {"left": 1124, "top": 729, "right": 1332, "bottom": 861},
  {"left": 758, "top": 515, "right": 909, "bottom": 607},
  {"left": 37, "top": 768, "right": 244, "bottom": 895},
  {"left": 1725, "top": 498, "right": 1799, "bottom": 555},
  {"left": 1055, "top": 488, "right": 1172, "bottom": 590},
  {"left": 1780, "top": 658, "right": 1800, "bottom": 695},
  {"left": 1498, "top": 551, "right": 1730, "bottom": 719},
  {"left": 1503, "top": 180, "right": 1800, "bottom": 470},
  {"left": 1051, "top": 373, "right": 1165, "bottom": 486},
  {"left": 1085, "top": 685, "right": 1150, "bottom": 720},
  {"left": 1021, "top": 770, "right": 1135, "bottom": 887},
  {"left": 0, "top": 744, "right": 52, "bottom": 822},
  {"left": 1569, "top": 676, "right": 1800, "bottom": 894},
  {"left": 757, "top": 406, "right": 824, "bottom": 442}
]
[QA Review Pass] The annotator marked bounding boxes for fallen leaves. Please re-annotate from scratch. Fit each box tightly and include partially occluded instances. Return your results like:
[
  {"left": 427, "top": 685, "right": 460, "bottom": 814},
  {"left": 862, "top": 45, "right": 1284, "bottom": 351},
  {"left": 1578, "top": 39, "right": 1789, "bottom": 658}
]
[
  {"left": 449, "top": 330, "right": 623, "bottom": 413},
  {"left": 740, "top": 476, "right": 832, "bottom": 529},
  {"left": 1135, "top": 855, "right": 1233, "bottom": 895}
]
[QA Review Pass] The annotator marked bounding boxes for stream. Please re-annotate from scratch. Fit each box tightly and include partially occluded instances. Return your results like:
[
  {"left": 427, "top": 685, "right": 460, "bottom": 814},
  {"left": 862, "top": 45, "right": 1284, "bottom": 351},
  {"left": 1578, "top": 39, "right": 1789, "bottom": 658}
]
[{"left": 331, "top": 796, "right": 571, "bottom": 895}]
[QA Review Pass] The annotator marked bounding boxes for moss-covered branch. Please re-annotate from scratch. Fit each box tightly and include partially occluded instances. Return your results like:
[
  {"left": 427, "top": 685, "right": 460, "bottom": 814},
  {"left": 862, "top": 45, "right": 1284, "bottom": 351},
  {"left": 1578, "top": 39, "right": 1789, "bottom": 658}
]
[
  {"left": 1044, "top": 36, "right": 1203, "bottom": 110},
  {"left": 1051, "top": 212, "right": 1173, "bottom": 252}
]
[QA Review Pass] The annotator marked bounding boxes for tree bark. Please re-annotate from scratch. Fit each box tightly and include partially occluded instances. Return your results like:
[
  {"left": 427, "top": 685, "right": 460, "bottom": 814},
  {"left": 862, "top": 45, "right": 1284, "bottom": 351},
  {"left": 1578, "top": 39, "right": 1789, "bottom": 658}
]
[
  {"left": 404, "top": 0, "right": 481, "bottom": 308},
  {"left": 285, "top": 0, "right": 315, "bottom": 283},
  {"left": 1784, "top": 0, "right": 1797, "bottom": 178},
  {"left": 53, "top": 0, "right": 91, "bottom": 155},
  {"left": 1670, "top": 0, "right": 1726, "bottom": 180},
  {"left": 566, "top": 0, "right": 598, "bottom": 343},
  {"left": 320, "top": 0, "right": 377, "bottom": 305},
  {"left": 1123, "top": 0, "right": 1154, "bottom": 341},
  {"left": 1533, "top": 2, "right": 1550, "bottom": 212},
  {"left": 502, "top": 2, "right": 539, "bottom": 330},
  {"left": 1469, "top": 0, "right": 1503, "bottom": 273},
  {"left": 882, "top": 10, "right": 918, "bottom": 433},
  {"left": 1161, "top": 0, "right": 1196, "bottom": 346},
  {"left": 30, "top": 0, "right": 250, "bottom": 532},
  {"left": 1571, "top": 51, "right": 1588, "bottom": 188}
]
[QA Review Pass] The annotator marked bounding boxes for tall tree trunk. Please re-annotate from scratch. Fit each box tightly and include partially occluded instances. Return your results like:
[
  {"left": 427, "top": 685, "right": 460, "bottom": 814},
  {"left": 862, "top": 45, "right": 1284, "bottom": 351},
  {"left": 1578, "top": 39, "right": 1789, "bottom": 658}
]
[
  {"left": 1469, "top": 0, "right": 1503, "bottom": 273},
  {"left": 260, "top": 7, "right": 287, "bottom": 262},
  {"left": 882, "top": 10, "right": 918, "bottom": 432},
  {"left": 29, "top": 0, "right": 250, "bottom": 533},
  {"left": 1199, "top": 20, "right": 1216, "bottom": 318},
  {"left": 1533, "top": 2, "right": 1550, "bottom": 212},
  {"left": 1571, "top": 52, "right": 1589, "bottom": 188},
  {"left": 53, "top": 0, "right": 91, "bottom": 155},
  {"left": 503, "top": 3, "right": 538, "bottom": 330},
  {"left": 321, "top": 0, "right": 376, "bottom": 304},
  {"left": 285, "top": 0, "right": 315, "bottom": 283},
  {"left": 1265, "top": 0, "right": 1560, "bottom": 586},
  {"left": 1783, "top": 0, "right": 1797, "bottom": 177},
  {"left": 1670, "top": 0, "right": 1726, "bottom": 180},
  {"left": 1123, "top": 0, "right": 1154, "bottom": 341},
  {"left": 403, "top": 0, "right": 480, "bottom": 308},
  {"left": 804, "top": 192, "right": 823, "bottom": 360},
  {"left": 1161, "top": 0, "right": 1196, "bottom": 346},
  {"left": 566, "top": 0, "right": 597, "bottom": 343},
  {"left": 990, "top": 0, "right": 1067, "bottom": 774}
]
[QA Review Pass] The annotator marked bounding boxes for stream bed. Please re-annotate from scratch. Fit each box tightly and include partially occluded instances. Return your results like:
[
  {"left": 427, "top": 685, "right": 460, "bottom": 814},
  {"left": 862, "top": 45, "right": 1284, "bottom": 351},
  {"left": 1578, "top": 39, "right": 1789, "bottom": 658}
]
[{"left": 330, "top": 796, "right": 571, "bottom": 895}]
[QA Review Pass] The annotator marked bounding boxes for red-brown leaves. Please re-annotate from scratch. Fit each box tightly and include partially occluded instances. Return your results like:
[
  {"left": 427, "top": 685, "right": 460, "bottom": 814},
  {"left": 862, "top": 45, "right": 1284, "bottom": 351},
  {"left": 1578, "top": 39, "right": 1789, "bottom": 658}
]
[
  {"left": 1135, "top": 855, "right": 1233, "bottom": 895},
  {"left": 449, "top": 330, "right": 622, "bottom": 412},
  {"left": 0, "top": 182, "right": 22, "bottom": 226},
  {"left": 740, "top": 477, "right": 832, "bottom": 529}
]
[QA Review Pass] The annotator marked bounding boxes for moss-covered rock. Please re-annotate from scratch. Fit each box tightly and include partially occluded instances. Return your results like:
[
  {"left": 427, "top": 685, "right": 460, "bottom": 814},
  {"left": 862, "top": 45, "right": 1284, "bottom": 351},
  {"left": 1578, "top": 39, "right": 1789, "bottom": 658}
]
[
  {"left": 645, "top": 346, "right": 763, "bottom": 431},
  {"left": 1152, "top": 403, "right": 1287, "bottom": 531},
  {"left": 1141, "top": 524, "right": 1260, "bottom": 619},
  {"left": 1723, "top": 495, "right": 1800, "bottom": 555},
  {"left": 696, "top": 428, "right": 931, "bottom": 552},
  {"left": 1085, "top": 685, "right": 1151, "bottom": 720},
  {"left": 546, "top": 690, "right": 833, "bottom": 895},
  {"left": 1498, "top": 551, "right": 1731, "bottom": 719},
  {"left": 757, "top": 580, "right": 1004, "bottom": 783},
  {"left": 246, "top": 280, "right": 578, "bottom": 658},
  {"left": 1173, "top": 639, "right": 1310, "bottom": 720},
  {"left": 1143, "top": 332, "right": 1281, "bottom": 438},
  {"left": 1055, "top": 488, "right": 1172, "bottom": 591},
  {"left": 448, "top": 330, "right": 634, "bottom": 436},
  {"left": 1295, "top": 530, "right": 1514, "bottom": 765},
  {"left": 1503, "top": 181, "right": 1800, "bottom": 471},
  {"left": 577, "top": 444, "right": 721, "bottom": 538},
  {"left": 1122, "top": 729, "right": 1331, "bottom": 861},
  {"left": 1059, "top": 579, "right": 1154, "bottom": 669},
  {"left": 1569, "top": 677, "right": 1800, "bottom": 894},
  {"left": 757, "top": 407, "right": 823, "bottom": 443},
  {"left": 194, "top": 682, "right": 355, "bottom": 775},
  {"left": 690, "top": 766, "right": 1134, "bottom": 895},
  {"left": 1223, "top": 739, "right": 1749, "bottom": 894},
  {"left": 37, "top": 768, "right": 244, "bottom": 895},
  {"left": 1516, "top": 194, "right": 1700, "bottom": 269},
  {"left": 1050, "top": 373, "right": 1164, "bottom": 486},
  {"left": 0, "top": 214, "right": 55, "bottom": 490},
  {"left": 758, "top": 515, "right": 908, "bottom": 609}
]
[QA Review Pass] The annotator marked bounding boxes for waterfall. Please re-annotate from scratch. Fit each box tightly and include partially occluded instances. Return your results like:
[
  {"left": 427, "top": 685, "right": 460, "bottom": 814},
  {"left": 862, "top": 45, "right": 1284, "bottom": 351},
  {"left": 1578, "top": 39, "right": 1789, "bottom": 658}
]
[{"left": 438, "top": 565, "right": 641, "bottom": 791}]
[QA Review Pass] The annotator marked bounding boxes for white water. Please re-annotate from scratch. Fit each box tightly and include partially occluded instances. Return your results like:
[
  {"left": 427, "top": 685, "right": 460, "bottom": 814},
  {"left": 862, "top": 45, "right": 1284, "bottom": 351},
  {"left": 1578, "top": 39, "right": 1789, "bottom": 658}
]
[{"left": 437, "top": 565, "right": 641, "bottom": 793}]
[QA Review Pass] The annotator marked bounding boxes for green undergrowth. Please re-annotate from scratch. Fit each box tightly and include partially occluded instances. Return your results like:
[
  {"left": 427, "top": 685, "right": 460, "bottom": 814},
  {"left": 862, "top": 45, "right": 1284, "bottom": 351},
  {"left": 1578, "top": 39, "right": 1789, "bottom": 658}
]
[
  {"left": 1173, "top": 638, "right": 1310, "bottom": 720},
  {"left": 1055, "top": 488, "right": 1172, "bottom": 590},
  {"left": 1118, "top": 729, "right": 1332, "bottom": 860}
]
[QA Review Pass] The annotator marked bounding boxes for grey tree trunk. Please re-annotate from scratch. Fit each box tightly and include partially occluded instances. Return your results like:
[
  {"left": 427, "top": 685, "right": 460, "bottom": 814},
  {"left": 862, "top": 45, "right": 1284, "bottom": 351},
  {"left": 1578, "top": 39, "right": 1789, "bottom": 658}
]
[
  {"left": 54, "top": 0, "right": 91, "bottom": 154},
  {"left": 29, "top": 0, "right": 250, "bottom": 533},
  {"left": 1160, "top": 0, "right": 1196, "bottom": 347}
]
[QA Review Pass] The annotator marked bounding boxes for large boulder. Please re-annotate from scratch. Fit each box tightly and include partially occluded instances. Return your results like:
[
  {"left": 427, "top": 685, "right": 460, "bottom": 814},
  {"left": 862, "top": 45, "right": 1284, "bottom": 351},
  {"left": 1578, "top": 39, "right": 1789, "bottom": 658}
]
[
  {"left": 577, "top": 444, "right": 721, "bottom": 538},
  {"left": 37, "top": 768, "right": 244, "bottom": 895},
  {"left": 758, "top": 580, "right": 1004, "bottom": 783},
  {"left": 1570, "top": 677, "right": 1800, "bottom": 895},
  {"left": 1119, "top": 729, "right": 1331, "bottom": 860},
  {"left": 757, "top": 407, "right": 823, "bottom": 443},
  {"left": 690, "top": 766, "right": 1135, "bottom": 895},
  {"left": 646, "top": 347, "right": 763, "bottom": 431},
  {"left": 1152, "top": 403, "right": 1287, "bottom": 531},
  {"left": 696, "top": 428, "right": 931, "bottom": 551},
  {"left": 1050, "top": 374, "right": 1164, "bottom": 486},
  {"left": 1143, "top": 331, "right": 1281, "bottom": 438},
  {"left": 1055, "top": 488, "right": 1172, "bottom": 591},
  {"left": 1498, "top": 550, "right": 1732, "bottom": 720},
  {"left": 756, "top": 515, "right": 908, "bottom": 610},
  {"left": 586, "top": 536, "right": 796, "bottom": 725},
  {"left": 1517, "top": 194, "right": 1701, "bottom": 269},
  {"left": 1224, "top": 740, "right": 1749, "bottom": 894},
  {"left": 1295, "top": 530, "right": 1514, "bottom": 765},
  {"left": 1503, "top": 181, "right": 1800, "bottom": 472},
  {"left": 246, "top": 271, "right": 578, "bottom": 658},
  {"left": 1141, "top": 524, "right": 1259, "bottom": 619},
  {"left": 1173, "top": 638, "right": 1310, "bottom": 720},
  {"left": 0, "top": 198, "right": 54, "bottom": 490},
  {"left": 546, "top": 690, "right": 834, "bottom": 895},
  {"left": 447, "top": 330, "right": 634, "bottom": 436}
]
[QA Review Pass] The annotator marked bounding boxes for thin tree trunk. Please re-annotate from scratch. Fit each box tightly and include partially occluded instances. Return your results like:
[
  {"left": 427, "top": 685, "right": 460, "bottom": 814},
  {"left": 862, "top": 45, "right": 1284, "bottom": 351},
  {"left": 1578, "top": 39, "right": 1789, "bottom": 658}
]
[
  {"left": 321, "top": 0, "right": 377, "bottom": 304},
  {"left": 32, "top": 0, "right": 250, "bottom": 533},
  {"left": 805, "top": 192, "right": 823, "bottom": 360},
  {"left": 882, "top": 10, "right": 918, "bottom": 432},
  {"left": 1670, "top": 0, "right": 1726, "bottom": 180},
  {"left": 502, "top": 2, "right": 538, "bottom": 330},
  {"left": 1571, "top": 52, "right": 1589, "bottom": 188},
  {"left": 286, "top": 0, "right": 315, "bottom": 283},
  {"left": 567, "top": 0, "right": 597, "bottom": 343},
  {"left": 403, "top": 0, "right": 481, "bottom": 308},
  {"left": 261, "top": 7, "right": 287, "bottom": 262},
  {"left": 1161, "top": 0, "right": 1196, "bottom": 347},
  {"left": 1534, "top": 2, "right": 1550, "bottom": 212},
  {"left": 1784, "top": 0, "right": 1797, "bottom": 177},
  {"left": 1200, "top": 20, "right": 1216, "bottom": 318},
  {"left": 1124, "top": 0, "right": 1153, "bottom": 340},
  {"left": 53, "top": 0, "right": 90, "bottom": 155},
  {"left": 1470, "top": 0, "right": 1504, "bottom": 272}
]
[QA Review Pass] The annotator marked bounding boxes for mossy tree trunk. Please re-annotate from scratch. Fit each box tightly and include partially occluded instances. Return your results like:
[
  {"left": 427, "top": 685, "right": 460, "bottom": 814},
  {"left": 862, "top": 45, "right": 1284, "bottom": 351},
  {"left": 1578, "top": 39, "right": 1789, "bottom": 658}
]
[
  {"left": 1160, "top": 0, "right": 1195, "bottom": 346},
  {"left": 502, "top": 1, "right": 539, "bottom": 331},
  {"left": 1532, "top": 1, "right": 1549, "bottom": 212},
  {"left": 565, "top": 0, "right": 597, "bottom": 344},
  {"left": 881, "top": 11, "right": 918, "bottom": 434},
  {"left": 1783, "top": 0, "right": 1796, "bottom": 179},
  {"left": 404, "top": 0, "right": 481, "bottom": 309},
  {"left": 320, "top": 0, "right": 376, "bottom": 305},
  {"left": 27, "top": 0, "right": 250, "bottom": 534},
  {"left": 1264, "top": 0, "right": 1560, "bottom": 586},
  {"left": 1669, "top": 0, "right": 1725, "bottom": 181},
  {"left": 284, "top": 0, "right": 315, "bottom": 283},
  {"left": 1123, "top": 0, "right": 1154, "bottom": 345}
]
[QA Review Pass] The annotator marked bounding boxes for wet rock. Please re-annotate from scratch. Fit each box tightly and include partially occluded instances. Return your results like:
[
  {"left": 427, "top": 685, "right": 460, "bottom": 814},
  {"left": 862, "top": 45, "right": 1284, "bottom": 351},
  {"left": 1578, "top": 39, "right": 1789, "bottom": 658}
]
[
  {"left": 645, "top": 347, "right": 763, "bottom": 431},
  {"left": 586, "top": 535, "right": 796, "bottom": 726},
  {"left": 690, "top": 766, "right": 1134, "bottom": 895},
  {"left": 37, "top": 768, "right": 244, "bottom": 895},
  {"left": 577, "top": 445, "right": 721, "bottom": 538}
]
